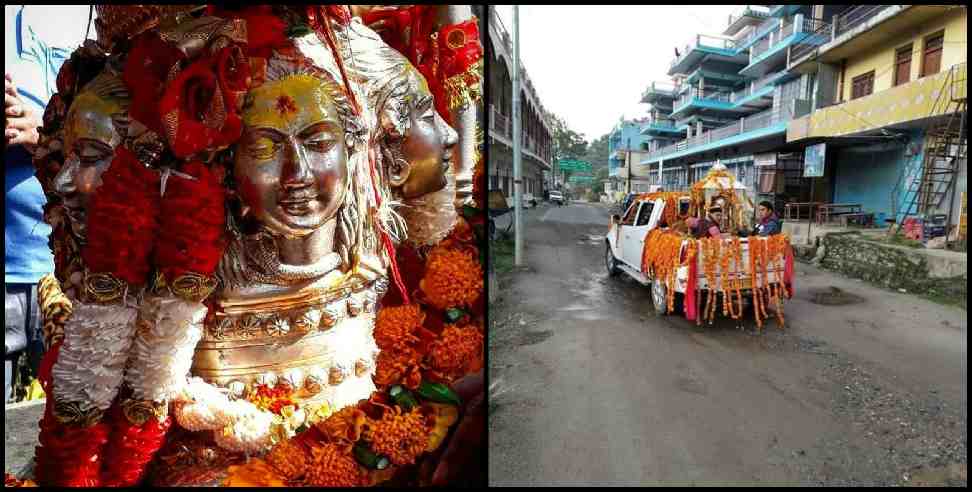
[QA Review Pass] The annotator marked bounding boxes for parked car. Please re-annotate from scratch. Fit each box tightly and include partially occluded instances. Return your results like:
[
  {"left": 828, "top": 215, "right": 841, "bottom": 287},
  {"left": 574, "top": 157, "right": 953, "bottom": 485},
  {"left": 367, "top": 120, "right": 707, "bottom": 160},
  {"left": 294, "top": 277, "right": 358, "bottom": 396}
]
[{"left": 549, "top": 190, "right": 565, "bottom": 206}]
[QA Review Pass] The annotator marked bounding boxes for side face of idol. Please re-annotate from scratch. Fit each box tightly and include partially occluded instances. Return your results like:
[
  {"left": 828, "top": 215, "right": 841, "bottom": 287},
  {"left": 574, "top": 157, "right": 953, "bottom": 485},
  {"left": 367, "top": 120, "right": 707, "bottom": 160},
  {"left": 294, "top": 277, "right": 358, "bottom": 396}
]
[
  {"left": 383, "top": 65, "right": 458, "bottom": 200},
  {"left": 235, "top": 74, "right": 350, "bottom": 238},
  {"left": 52, "top": 71, "right": 130, "bottom": 240}
]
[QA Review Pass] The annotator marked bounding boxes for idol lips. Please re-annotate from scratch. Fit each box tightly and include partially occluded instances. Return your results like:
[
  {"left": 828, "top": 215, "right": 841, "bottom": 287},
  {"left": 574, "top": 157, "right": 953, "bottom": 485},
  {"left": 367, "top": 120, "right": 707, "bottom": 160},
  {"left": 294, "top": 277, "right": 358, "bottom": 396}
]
[{"left": 279, "top": 192, "right": 318, "bottom": 215}]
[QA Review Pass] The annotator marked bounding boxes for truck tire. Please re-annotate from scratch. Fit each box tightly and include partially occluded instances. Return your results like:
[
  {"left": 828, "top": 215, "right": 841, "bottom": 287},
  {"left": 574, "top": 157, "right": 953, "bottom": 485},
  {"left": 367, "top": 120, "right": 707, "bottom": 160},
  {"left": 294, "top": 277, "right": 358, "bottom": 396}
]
[
  {"left": 651, "top": 279, "right": 685, "bottom": 315},
  {"left": 651, "top": 278, "right": 669, "bottom": 314},
  {"left": 605, "top": 244, "right": 620, "bottom": 277}
]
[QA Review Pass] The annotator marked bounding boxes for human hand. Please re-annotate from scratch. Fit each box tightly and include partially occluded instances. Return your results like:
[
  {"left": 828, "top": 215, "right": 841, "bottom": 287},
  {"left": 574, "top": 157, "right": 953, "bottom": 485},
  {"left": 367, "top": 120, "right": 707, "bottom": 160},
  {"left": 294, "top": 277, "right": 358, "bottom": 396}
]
[
  {"left": 5, "top": 73, "right": 42, "bottom": 149},
  {"left": 418, "top": 370, "right": 485, "bottom": 486}
]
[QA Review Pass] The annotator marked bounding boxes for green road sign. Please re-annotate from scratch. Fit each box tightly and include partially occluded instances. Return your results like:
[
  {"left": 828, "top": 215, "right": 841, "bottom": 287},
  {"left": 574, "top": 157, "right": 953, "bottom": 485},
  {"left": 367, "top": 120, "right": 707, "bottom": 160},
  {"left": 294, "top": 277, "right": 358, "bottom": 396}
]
[
  {"left": 558, "top": 159, "right": 593, "bottom": 173},
  {"left": 568, "top": 175, "right": 594, "bottom": 183}
]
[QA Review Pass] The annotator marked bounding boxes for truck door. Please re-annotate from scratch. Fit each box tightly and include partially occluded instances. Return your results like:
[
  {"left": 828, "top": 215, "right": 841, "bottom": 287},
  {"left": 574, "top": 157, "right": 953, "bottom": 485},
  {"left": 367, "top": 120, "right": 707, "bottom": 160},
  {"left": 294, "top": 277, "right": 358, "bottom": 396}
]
[{"left": 620, "top": 200, "right": 656, "bottom": 269}]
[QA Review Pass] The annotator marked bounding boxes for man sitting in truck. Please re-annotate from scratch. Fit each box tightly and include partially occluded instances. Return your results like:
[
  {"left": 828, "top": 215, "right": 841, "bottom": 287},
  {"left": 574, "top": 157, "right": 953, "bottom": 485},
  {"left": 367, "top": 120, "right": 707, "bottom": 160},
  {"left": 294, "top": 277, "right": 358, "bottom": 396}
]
[
  {"left": 688, "top": 206, "right": 724, "bottom": 239},
  {"left": 753, "top": 201, "right": 782, "bottom": 237}
]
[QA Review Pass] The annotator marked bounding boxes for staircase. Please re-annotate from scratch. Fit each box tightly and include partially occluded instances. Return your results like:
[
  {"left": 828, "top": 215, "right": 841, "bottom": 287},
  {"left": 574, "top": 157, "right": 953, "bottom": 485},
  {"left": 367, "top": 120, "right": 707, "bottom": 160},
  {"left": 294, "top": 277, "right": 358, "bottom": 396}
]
[{"left": 894, "top": 63, "right": 968, "bottom": 227}]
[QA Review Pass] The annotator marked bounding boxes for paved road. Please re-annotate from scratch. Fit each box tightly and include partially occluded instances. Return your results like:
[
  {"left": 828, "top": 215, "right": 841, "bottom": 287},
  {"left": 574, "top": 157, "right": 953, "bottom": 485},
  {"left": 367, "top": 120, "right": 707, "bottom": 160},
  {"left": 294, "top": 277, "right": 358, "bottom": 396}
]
[{"left": 489, "top": 202, "right": 967, "bottom": 486}]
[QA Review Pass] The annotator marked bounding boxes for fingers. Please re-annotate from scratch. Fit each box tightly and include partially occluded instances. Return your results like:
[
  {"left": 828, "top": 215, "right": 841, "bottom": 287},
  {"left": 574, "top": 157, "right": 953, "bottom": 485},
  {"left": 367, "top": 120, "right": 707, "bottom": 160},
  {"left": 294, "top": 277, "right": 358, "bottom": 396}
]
[
  {"left": 5, "top": 77, "right": 17, "bottom": 97},
  {"left": 7, "top": 127, "right": 38, "bottom": 147}
]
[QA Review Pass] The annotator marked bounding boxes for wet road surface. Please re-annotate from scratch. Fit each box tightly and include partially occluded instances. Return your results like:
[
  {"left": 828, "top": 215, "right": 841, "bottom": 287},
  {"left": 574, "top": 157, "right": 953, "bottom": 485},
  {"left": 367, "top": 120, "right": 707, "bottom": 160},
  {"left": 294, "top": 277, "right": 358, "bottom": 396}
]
[{"left": 489, "top": 202, "right": 967, "bottom": 486}]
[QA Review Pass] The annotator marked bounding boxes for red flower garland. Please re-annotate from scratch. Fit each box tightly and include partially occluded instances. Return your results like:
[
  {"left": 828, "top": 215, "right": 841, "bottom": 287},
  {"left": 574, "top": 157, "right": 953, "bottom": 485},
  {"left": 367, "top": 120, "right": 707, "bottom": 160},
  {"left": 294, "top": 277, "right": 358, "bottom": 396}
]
[
  {"left": 101, "top": 399, "right": 173, "bottom": 487},
  {"left": 81, "top": 145, "right": 161, "bottom": 286},
  {"left": 35, "top": 397, "right": 110, "bottom": 487},
  {"left": 154, "top": 161, "right": 226, "bottom": 281}
]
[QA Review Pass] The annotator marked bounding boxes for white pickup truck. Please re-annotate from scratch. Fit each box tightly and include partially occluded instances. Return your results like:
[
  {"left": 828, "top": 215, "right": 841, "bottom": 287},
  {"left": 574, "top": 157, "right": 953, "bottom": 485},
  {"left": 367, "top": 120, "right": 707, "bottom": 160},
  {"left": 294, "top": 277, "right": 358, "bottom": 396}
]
[{"left": 605, "top": 196, "right": 790, "bottom": 319}]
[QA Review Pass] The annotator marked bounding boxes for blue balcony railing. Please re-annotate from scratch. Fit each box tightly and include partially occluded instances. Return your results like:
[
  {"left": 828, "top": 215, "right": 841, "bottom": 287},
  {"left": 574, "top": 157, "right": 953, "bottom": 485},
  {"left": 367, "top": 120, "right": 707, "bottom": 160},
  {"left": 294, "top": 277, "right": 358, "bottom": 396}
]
[{"left": 643, "top": 102, "right": 798, "bottom": 163}]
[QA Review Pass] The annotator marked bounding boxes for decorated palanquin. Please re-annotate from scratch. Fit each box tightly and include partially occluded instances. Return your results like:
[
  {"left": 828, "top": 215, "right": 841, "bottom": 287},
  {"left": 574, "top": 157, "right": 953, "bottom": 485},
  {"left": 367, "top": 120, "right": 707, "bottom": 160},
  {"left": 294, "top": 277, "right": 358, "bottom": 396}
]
[{"left": 19, "top": 4, "right": 486, "bottom": 488}]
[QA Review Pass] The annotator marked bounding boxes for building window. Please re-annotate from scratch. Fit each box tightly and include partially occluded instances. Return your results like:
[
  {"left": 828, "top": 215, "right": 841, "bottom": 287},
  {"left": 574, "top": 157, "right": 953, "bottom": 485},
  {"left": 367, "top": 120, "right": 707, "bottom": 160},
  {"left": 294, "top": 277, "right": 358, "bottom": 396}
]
[
  {"left": 921, "top": 32, "right": 943, "bottom": 78},
  {"left": 850, "top": 70, "right": 874, "bottom": 100},
  {"left": 490, "top": 175, "right": 499, "bottom": 190},
  {"left": 894, "top": 44, "right": 912, "bottom": 86}
]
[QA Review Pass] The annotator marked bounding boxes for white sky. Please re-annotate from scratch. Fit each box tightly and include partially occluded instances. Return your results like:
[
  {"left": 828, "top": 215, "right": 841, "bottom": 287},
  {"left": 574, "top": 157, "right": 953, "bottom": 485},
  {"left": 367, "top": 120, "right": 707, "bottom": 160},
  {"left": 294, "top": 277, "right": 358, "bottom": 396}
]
[{"left": 495, "top": 5, "right": 739, "bottom": 142}]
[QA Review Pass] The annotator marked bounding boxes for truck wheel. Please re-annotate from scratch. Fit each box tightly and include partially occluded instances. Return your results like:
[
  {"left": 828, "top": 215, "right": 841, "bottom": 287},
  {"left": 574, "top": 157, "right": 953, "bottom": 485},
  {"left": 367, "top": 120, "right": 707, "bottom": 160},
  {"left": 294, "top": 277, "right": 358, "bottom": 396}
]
[
  {"left": 605, "top": 244, "right": 620, "bottom": 277},
  {"left": 652, "top": 278, "right": 669, "bottom": 314}
]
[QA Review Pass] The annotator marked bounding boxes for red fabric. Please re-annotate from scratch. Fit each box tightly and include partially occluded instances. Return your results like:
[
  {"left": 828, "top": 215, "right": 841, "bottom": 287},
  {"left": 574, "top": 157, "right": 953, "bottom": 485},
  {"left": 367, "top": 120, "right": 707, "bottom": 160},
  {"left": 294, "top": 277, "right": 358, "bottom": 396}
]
[
  {"left": 36, "top": 340, "right": 61, "bottom": 395},
  {"left": 158, "top": 46, "right": 248, "bottom": 159},
  {"left": 101, "top": 400, "right": 173, "bottom": 487},
  {"left": 123, "top": 32, "right": 186, "bottom": 135},
  {"left": 82, "top": 146, "right": 161, "bottom": 286},
  {"left": 35, "top": 396, "right": 110, "bottom": 487},
  {"left": 154, "top": 161, "right": 227, "bottom": 281},
  {"left": 685, "top": 250, "right": 698, "bottom": 321},
  {"left": 206, "top": 6, "right": 288, "bottom": 58},
  {"left": 784, "top": 244, "right": 795, "bottom": 299}
]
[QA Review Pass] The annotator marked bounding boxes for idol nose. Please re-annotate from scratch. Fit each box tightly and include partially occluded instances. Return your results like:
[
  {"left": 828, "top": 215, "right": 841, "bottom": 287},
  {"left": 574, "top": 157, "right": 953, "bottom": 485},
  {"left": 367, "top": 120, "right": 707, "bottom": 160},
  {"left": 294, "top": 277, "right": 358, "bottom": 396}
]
[
  {"left": 437, "top": 113, "right": 459, "bottom": 150},
  {"left": 53, "top": 155, "right": 80, "bottom": 197},
  {"left": 280, "top": 137, "right": 314, "bottom": 191}
]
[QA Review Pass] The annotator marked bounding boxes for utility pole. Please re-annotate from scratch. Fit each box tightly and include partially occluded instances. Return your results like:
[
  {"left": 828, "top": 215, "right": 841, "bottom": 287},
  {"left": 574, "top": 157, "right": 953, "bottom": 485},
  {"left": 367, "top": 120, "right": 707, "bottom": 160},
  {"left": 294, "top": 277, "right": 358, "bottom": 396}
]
[{"left": 512, "top": 5, "right": 523, "bottom": 266}]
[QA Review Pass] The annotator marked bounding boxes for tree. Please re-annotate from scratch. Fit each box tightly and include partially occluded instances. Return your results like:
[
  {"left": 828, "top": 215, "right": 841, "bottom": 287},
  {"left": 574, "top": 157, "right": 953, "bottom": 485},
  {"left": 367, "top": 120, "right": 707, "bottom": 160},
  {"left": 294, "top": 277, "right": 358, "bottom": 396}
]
[
  {"left": 583, "top": 133, "right": 611, "bottom": 172},
  {"left": 548, "top": 112, "right": 588, "bottom": 162}
]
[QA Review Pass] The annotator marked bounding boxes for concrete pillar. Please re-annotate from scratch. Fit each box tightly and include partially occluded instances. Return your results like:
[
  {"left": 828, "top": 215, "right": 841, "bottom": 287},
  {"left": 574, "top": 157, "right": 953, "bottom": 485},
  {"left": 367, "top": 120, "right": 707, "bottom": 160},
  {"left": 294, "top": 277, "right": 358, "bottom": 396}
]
[
  {"left": 794, "top": 14, "right": 804, "bottom": 33},
  {"left": 696, "top": 120, "right": 704, "bottom": 137},
  {"left": 686, "top": 126, "right": 693, "bottom": 139}
]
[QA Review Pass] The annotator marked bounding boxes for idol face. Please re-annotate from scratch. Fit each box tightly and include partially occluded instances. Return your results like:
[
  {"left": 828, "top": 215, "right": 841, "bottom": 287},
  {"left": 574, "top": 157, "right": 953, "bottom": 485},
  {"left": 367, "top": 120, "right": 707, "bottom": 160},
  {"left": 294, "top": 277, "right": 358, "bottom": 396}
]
[
  {"left": 53, "top": 72, "right": 129, "bottom": 239},
  {"left": 235, "top": 74, "right": 349, "bottom": 238},
  {"left": 383, "top": 66, "right": 458, "bottom": 199}
]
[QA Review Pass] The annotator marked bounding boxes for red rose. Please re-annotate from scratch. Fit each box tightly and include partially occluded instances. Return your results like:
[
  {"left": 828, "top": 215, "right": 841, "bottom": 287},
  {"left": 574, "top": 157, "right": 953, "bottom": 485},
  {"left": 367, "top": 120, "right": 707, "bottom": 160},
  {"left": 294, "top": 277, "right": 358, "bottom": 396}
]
[{"left": 159, "top": 46, "right": 249, "bottom": 159}]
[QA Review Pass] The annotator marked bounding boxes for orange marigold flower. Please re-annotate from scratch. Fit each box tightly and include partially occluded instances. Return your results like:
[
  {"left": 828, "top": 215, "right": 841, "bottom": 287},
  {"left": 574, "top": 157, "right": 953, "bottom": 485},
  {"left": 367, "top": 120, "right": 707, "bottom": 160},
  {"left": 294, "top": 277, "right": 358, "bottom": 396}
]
[
  {"left": 266, "top": 440, "right": 308, "bottom": 481},
  {"left": 374, "top": 304, "right": 424, "bottom": 351},
  {"left": 426, "top": 324, "right": 484, "bottom": 382},
  {"left": 419, "top": 247, "right": 483, "bottom": 310},
  {"left": 316, "top": 406, "right": 367, "bottom": 445},
  {"left": 374, "top": 347, "right": 423, "bottom": 389},
  {"left": 366, "top": 408, "right": 430, "bottom": 466},
  {"left": 305, "top": 443, "right": 365, "bottom": 487}
]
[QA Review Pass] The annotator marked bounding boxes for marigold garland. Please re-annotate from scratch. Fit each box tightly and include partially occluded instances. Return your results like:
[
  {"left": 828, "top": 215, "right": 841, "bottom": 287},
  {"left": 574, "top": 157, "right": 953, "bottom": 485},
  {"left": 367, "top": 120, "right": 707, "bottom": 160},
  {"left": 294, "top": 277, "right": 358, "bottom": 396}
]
[
  {"left": 419, "top": 246, "right": 483, "bottom": 310},
  {"left": 266, "top": 440, "right": 309, "bottom": 481},
  {"left": 374, "top": 304, "right": 425, "bottom": 351},
  {"left": 315, "top": 405, "right": 368, "bottom": 446},
  {"left": 305, "top": 443, "right": 367, "bottom": 487},
  {"left": 374, "top": 347, "right": 424, "bottom": 390},
  {"left": 365, "top": 408, "right": 432, "bottom": 466},
  {"left": 426, "top": 324, "right": 484, "bottom": 383}
]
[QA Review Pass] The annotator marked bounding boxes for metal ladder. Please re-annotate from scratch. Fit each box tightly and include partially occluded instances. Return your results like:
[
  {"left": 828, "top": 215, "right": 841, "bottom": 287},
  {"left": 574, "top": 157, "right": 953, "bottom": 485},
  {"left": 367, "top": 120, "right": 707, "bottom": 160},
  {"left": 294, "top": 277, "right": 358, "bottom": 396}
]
[{"left": 894, "top": 64, "right": 968, "bottom": 226}]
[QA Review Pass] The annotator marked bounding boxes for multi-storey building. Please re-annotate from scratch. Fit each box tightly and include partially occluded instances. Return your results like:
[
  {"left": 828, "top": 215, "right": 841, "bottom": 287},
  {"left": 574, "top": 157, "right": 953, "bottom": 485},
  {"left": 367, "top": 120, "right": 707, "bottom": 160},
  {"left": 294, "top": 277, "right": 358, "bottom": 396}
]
[
  {"left": 785, "top": 5, "right": 967, "bottom": 230},
  {"left": 636, "top": 5, "right": 838, "bottom": 202},
  {"left": 607, "top": 118, "right": 654, "bottom": 198},
  {"left": 486, "top": 5, "right": 555, "bottom": 202}
]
